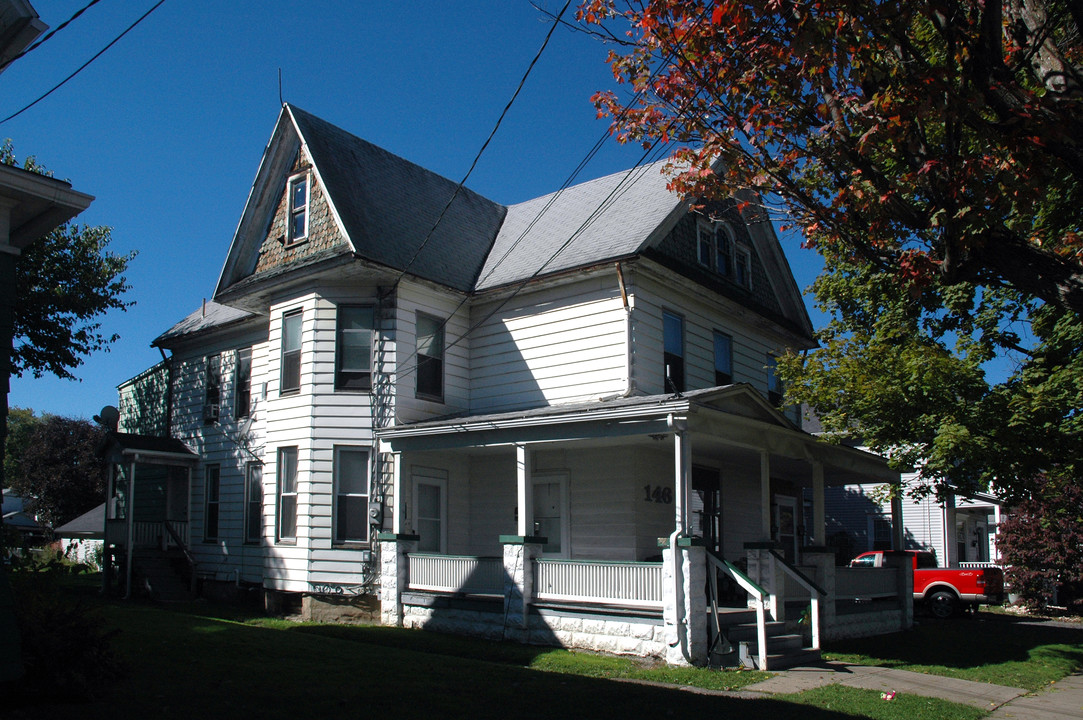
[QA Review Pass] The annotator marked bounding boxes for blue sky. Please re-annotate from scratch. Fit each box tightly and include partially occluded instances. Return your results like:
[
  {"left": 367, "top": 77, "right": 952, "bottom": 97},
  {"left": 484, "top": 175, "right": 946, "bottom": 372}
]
[{"left": 4, "top": 0, "right": 824, "bottom": 419}]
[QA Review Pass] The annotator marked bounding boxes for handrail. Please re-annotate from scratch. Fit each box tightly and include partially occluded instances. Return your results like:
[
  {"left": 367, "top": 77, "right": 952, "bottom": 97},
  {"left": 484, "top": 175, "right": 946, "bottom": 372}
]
[
  {"left": 707, "top": 550, "right": 767, "bottom": 671},
  {"left": 162, "top": 520, "right": 197, "bottom": 592},
  {"left": 769, "top": 550, "right": 822, "bottom": 650}
]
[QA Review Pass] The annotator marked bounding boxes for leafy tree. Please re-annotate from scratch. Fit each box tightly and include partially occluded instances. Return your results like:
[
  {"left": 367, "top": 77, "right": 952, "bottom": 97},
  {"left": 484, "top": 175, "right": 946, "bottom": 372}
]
[
  {"left": 998, "top": 471, "right": 1083, "bottom": 610},
  {"left": 9, "top": 415, "right": 106, "bottom": 528},
  {"left": 2, "top": 407, "right": 41, "bottom": 491},
  {"left": 581, "top": 1, "right": 1083, "bottom": 496},
  {"left": 1, "top": 141, "right": 135, "bottom": 380}
]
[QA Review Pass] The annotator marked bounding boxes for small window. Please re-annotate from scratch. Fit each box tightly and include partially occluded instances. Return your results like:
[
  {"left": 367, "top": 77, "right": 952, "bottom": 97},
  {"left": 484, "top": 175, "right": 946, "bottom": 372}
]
[
  {"left": 713, "top": 332, "right": 733, "bottom": 386},
  {"left": 734, "top": 246, "right": 751, "bottom": 288},
  {"left": 287, "top": 174, "right": 309, "bottom": 243},
  {"left": 334, "top": 447, "right": 370, "bottom": 543},
  {"left": 716, "top": 223, "right": 734, "bottom": 276},
  {"left": 416, "top": 312, "right": 444, "bottom": 401},
  {"left": 280, "top": 311, "right": 302, "bottom": 394},
  {"left": 244, "top": 462, "right": 262, "bottom": 544},
  {"left": 277, "top": 447, "right": 298, "bottom": 542},
  {"left": 204, "top": 354, "right": 221, "bottom": 424},
  {"left": 766, "top": 354, "right": 783, "bottom": 406},
  {"left": 696, "top": 221, "right": 714, "bottom": 268},
  {"left": 204, "top": 465, "right": 220, "bottom": 542},
  {"left": 663, "top": 311, "right": 684, "bottom": 393},
  {"left": 235, "top": 348, "right": 252, "bottom": 419},
  {"left": 336, "top": 306, "right": 374, "bottom": 391}
]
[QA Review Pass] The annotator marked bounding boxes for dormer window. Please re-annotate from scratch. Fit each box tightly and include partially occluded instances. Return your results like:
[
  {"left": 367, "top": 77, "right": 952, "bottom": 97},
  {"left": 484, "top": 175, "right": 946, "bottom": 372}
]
[
  {"left": 697, "top": 219, "right": 737, "bottom": 279},
  {"left": 287, "top": 173, "right": 309, "bottom": 244},
  {"left": 734, "top": 246, "right": 751, "bottom": 288}
]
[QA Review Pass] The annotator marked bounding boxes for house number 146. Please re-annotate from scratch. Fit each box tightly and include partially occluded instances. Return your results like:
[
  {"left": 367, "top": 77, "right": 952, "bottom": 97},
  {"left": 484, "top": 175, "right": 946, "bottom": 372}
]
[{"left": 643, "top": 485, "right": 673, "bottom": 504}]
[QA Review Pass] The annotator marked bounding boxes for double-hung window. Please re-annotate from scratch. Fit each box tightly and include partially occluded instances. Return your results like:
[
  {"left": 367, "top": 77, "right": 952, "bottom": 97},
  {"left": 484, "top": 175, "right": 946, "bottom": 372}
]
[
  {"left": 415, "top": 312, "right": 444, "bottom": 401},
  {"left": 280, "top": 311, "right": 302, "bottom": 394},
  {"left": 333, "top": 447, "right": 370, "bottom": 543},
  {"left": 277, "top": 447, "right": 298, "bottom": 542},
  {"left": 235, "top": 348, "right": 252, "bottom": 418},
  {"left": 734, "top": 246, "right": 751, "bottom": 288},
  {"left": 203, "top": 465, "right": 220, "bottom": 542},
  {"left": 336, "top": 305, "right": 374, "bottom": 391},
  {"left": 663, "top": 311, "right": 684, "bottom": 393},
  {"left": 766, "top": 354, "right": 783, "bottom": 406},
  {"left": 204, "top": 354, "right": 221, "bottom": 424},
  {"left": 714, "top": 331, "right": 733, "bottom": 386},
  {"left": 244, "top": 462, "right": 262, "bottom": 544},
  {"left": 287, "top": 173, "right": 309, "bottom": 244},
  {"left": 716, "top": 223, "right": 733, "bottom": 276},
  {"left": 696, "top": 221, "right": 715, "bottom": 268}
]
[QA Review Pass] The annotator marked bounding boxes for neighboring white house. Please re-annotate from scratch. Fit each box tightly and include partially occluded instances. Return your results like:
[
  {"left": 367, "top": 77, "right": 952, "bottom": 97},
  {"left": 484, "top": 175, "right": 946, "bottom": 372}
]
[{"left": 108, "top": 104, "right": 907, "bottom": 668}]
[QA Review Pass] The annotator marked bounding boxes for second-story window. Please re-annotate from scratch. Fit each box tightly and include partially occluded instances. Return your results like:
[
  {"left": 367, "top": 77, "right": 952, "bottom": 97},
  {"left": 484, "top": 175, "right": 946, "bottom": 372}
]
[
  {"left": 280, "top": 311, "right": 302, "bottom": 394},
  {"left": 336, "top": 305, "right": 374, "bottom": 391},
  {"left": 204, "top": 354, "right": 221, "bottom": 424},
  {"left": 663, "top": 311, "right": 684, "bottom": 393},
  {"left": 734, "top": 246, "right": 751, "bottom": 288},
  {"left": 244, "top": 462, "right": 262, "bottom": 544},
  {"left": 714, "top": 331, "right": 733, "bottom": 386},
  {"left": 287, "top": 173, "right": 309, "bottom": 244},
  {"left": 235, "top": 348, "right": 252, "bottom": 418},
  {"left": 766, "top": 354, "right": 784, "bottom": 406},
  {"left": 416, "top": 312, "right": 444, "bottom": 401}
]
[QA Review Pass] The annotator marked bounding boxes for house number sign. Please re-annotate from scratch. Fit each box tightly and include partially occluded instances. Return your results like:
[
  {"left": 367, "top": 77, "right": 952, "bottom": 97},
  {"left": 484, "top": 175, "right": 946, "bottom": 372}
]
[{"left": 643, "top": 485, "right": 673, "bottom": 504}]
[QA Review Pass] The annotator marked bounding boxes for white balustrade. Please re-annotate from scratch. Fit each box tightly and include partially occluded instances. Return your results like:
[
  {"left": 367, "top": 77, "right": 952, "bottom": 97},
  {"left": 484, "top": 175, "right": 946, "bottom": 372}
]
[
  {"left": 835, "top": 567, "right": 899, "bottom": 599},
  {"left": 407, "top": 554, "right": 504, "bottom": 595},
  {"left": 533, "top": 559, "right": 663, "bottom": 608}
]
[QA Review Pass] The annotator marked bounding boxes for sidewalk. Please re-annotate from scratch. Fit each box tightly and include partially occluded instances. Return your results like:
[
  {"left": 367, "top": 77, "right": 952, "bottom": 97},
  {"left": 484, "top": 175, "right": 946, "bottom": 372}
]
[{"left": 735, "top": 661, "right": 1083, "bottom": 718}]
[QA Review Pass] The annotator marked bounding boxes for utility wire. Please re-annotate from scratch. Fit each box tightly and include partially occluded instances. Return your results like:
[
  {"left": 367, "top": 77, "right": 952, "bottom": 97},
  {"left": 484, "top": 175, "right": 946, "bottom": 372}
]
[
  {"left": 0, "top": 0, "right": 167, "bottom": 126},
  {"left": 0, "top": 0, "right": 103, "bottom": 73}
]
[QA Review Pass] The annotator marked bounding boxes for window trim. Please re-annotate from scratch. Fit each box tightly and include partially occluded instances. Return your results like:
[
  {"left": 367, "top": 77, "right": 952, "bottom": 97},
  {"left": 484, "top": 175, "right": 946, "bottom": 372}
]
[
  {"left": 415, "top": 311, "right": 445, "bottom": 402},
  {"left": 713, "top": 331, "right": 733, "bottom": 386},
  {"left": 244, "top": 461, "right": 262, "bottom": 544},
  {"left": 286, "top": 172, "right": 310, "bottom": 245},
  {"left": 235, "top": 347, "right": 253, "bottom": 419},
  {"left": 276, "top": 447, "right": 299, "bottom": 544},
  {"left": 333, "top": 446, "right": 371, "bottom": 545},
  {"left": 204, "top": 354, "right": 221, "bottom": 425},
  {"left": 335, "top": 305, "right": 375, "bottom": 392},
  {"left": 696, "top": 220, "right": 715, "bottom": 269},
  {"left": 766, "top": 354, "right": 783, "bottom": 406},
  {"left": 662, "top": 310, "right": 685, "bottom": 393},
  {"left": 734, "top": 244, "right": 752, "bottom": 288},
  {"left": 280, "top": 310, "right": 302, "bottom": 395},
  {"left": 203, "top": 464, "right": 220, "bottom": 542},
  {"left": 716, "top": 221, "right": 735, "bottom": 277}
]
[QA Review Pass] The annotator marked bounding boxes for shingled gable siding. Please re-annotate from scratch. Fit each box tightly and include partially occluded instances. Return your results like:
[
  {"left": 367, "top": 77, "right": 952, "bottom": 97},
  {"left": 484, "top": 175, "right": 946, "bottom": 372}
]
[
  {"left": 468, "top": 276, "right": 629, "bottom": 414},
  {"left": 634, "top": 272, "right": 797, "bottom": 400},
  {"left": 254, "top": 154, "right": 348, "bottom": 276}
]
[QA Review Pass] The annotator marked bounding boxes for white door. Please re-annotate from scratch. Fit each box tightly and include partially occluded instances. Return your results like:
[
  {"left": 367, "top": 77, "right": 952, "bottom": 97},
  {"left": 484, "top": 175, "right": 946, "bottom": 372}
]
[
  {"left": 533, "top": 474, "right": 568, "bottom": 557},
  {"left": 412, "top": 467, "right": 447, "bottom": 553}
]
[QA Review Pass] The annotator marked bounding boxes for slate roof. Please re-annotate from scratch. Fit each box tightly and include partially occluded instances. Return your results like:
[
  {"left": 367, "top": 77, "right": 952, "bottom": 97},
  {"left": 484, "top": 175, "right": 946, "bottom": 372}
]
[
  {"left": 289, "top": 106, "right": 507, "bottom": 293},
  {"left": 475, "top": 159, "right": 683, "bottom": 291},
  {"left": 153, "top": 300, "right": 259, "bottom": 347}
]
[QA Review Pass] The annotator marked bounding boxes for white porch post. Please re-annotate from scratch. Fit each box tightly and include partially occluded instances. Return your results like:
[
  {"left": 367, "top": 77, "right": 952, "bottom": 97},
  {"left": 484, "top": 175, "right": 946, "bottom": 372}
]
[
  {"left": 663, "top": 418, "right": 706, "bottom": 666},
  {"left": 124, "top": 460, "right": 136, "bottom": 599},
  {"left": 377, "top": 450, "right": 413, "bottom": 628},
  {"left": 760, "top": 451, "right": 771, "bottom": 538},
  {"left": 516, "top": 444, "right": 532, "bottom": 537},
  {"left": 811, "top": 461, "right": 825, "bottom": 546},
  {"left": 890, "top": 489, "right": 905, "bottom": 551},
  {"left": 390, "top": 451, "right": 403, "bottom": 535},
  {"left": 943, "top": 492, "right": 957, "bottom": 566}
]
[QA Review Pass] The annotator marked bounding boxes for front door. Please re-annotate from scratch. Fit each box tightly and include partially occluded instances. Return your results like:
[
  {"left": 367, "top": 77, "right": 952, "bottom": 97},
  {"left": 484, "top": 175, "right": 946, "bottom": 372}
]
[
  {"left": 774, "top": 494, "right": 798, "bottom": 562},
  {"left": 692, "top": 466, "right": 722, "bottom": 554}
]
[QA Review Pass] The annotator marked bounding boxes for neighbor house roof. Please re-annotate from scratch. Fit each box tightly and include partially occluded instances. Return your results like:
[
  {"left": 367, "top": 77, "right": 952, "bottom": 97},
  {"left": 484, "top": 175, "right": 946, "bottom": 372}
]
[{"left": 54, "top": 502, "right": 105, "bottom": 539}]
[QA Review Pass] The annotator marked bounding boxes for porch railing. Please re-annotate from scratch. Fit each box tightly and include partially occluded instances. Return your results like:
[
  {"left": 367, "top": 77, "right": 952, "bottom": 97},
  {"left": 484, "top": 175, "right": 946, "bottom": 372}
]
[
  {"left": 131, "top": 521, "right": 189, "bottom": 549},
  {"left": 835, "top": 567, "right": 900, "bottom": 601},
  {"left": 771, "top": 550, "right": 823, "bottom": 650},
  {"left": 533, "top": 559, "right": 663, "bottom": 609},
  {"left": 407, "top": 554, "right": 504, "bottom": 595},
  {"left": 959, "top": 561, "right": 1001, "bottom": 569},
  {"left": 707, "top": 550, "right": 767, "bottom": 671}
]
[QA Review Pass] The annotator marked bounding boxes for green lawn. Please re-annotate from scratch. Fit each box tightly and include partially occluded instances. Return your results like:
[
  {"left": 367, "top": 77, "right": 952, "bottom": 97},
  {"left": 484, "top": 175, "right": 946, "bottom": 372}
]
[
  {"left": 824, "top": 611, "right": 1083, "bottom": 690},
  {"left": 7, "top": 575, "right": 1075, "bottom": 720}
]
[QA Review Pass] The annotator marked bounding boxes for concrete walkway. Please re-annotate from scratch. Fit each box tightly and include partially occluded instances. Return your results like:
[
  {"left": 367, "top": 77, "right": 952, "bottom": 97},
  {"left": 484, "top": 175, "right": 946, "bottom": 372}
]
[{"left": 736, "top": 661, "right": 1083, "bottom": 717}]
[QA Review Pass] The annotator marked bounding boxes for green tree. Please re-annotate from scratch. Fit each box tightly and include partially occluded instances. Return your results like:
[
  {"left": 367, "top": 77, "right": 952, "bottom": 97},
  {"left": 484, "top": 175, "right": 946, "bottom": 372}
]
[
  {"left": 2, "top": 407, "right": 41, "bottom": 491},
  {"left": 581, "top": 1, "right": 1083, "bottom": 496},
  {"left": 9, "top": 415, "right": 106, "bottom": 528},
  {"left": 1, "top": 141, "right": 135, "bottom": 380}
]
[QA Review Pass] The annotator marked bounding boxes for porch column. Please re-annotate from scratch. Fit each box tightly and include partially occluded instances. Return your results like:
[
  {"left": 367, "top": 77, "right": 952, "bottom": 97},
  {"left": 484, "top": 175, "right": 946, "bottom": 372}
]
[
  {"left": 390, "top": 452, "right": 404, "bottom": 535},
  {"left": 662, "top": 537, "right": 708, "bottom": 666},
  {"left": 377, "top": 532, "right": 417, "bottom": 627},
  {"left": 943, "top": 492, "right": 957, "bottom": 566},
  {"left": 516, "top": 444, "right": 532, "bottom": 537},
  {"left": 501, "top": 536, "right": 543, "bottom": 639},
  {"left": 760, "top": 451, "right": 771, "bottom": 539},
  {"left": 811, "top": 461, "right": 825, "bottom": 546},
  {"left": 890, "top": 488, "right": 904, "bottom": 551},
  {"left": 124, "top": 460, "right": 136, "bottom": 600},
  {"left": 671, "top": 418, "right": 690, "bottom": 533}
]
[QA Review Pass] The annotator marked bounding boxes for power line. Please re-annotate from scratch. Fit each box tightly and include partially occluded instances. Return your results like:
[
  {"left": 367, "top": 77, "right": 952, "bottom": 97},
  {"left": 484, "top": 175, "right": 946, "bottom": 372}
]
[
  {"left": 0, "top": 0, "right": 104, "bottom": 73},
  {"left": 0, "top": 0, "right": 167, "bottom": 126}
]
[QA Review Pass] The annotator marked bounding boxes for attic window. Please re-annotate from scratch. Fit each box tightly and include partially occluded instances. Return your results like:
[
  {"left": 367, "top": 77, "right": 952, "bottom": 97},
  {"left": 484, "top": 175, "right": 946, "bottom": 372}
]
[{"left": 287, "top": 173, "right": 309, "bottom": 244}]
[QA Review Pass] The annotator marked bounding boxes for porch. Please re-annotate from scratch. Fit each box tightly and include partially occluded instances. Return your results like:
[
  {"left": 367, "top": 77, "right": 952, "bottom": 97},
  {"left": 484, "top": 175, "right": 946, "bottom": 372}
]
[{"left": 376, "top": 386, "right": 910, "bottom": 668}]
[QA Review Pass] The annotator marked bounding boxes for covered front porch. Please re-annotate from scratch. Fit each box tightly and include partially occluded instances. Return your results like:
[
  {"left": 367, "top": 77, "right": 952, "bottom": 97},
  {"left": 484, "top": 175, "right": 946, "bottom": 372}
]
[{"left": 377, "top": 387, "right": 910, "bottom": 668}]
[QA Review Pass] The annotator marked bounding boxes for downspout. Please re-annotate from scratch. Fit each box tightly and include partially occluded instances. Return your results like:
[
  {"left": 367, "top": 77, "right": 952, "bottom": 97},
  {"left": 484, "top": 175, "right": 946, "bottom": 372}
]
[{"left": 600, "top": 262, "right": 636, "bottom": 401}]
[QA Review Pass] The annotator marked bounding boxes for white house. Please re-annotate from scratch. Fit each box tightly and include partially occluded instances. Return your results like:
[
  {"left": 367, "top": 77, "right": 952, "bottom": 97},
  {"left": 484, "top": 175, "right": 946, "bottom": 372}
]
[{"left": 108, "top": 104, "right": 909, "bottom": 668}]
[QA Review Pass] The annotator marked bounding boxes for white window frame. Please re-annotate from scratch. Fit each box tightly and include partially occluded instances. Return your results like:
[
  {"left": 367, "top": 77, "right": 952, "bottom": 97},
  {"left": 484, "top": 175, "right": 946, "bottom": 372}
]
[
  {"left": 411, "top": 466, "right": 448, "bottom": 553},
  {"left": 276, "top": 447, "right": 299, "bottom": 543},
  {"left": 280, "top": 310, "right": 302, "bottom": 395},
  {"left": 734, "top": 244, "right": 752, "bottom": 288},
  {"left": 336, "top": 305, "right": 374, "bottom": 391},
  {"left": 533, "top": 472, "right": 570, "bottom": 558},
  {"left": 415, "top": 312, "right": 445, "bottom": 402},
  {"left": 333, "top": 446, "right": 371, "bottom": 544},
  {"left": 663, "top": 310, "right": 684, "bottom": 393},
  {"left": 287, "top": 172, "right": 310, "bottom": 244},
  {"left": 204, "top": 354, "right": 221, "bottom": 424},
  {"left": 696, "top": 220, "right": 715, "bottom": 269},
  {"left": 244, "top": 461, "right": 262, "bottom": 544},
  {"left": 203, "top": 464, "right": 220, "bottom": 542},
  {"left": 235, "top": 347, "right": 252, "bottom": 419}
]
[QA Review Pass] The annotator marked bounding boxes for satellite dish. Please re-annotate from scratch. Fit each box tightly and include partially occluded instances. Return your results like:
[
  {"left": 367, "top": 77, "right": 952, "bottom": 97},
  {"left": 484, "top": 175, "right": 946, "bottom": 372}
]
[{"left": 93, "top": 405, "right": 120, "bottom": 431}]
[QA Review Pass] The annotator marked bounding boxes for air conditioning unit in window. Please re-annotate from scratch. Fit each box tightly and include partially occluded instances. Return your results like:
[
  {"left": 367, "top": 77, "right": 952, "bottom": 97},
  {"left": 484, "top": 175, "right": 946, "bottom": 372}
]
[{"left": 203, "top": 404, "right": 220, "bottom": 423}]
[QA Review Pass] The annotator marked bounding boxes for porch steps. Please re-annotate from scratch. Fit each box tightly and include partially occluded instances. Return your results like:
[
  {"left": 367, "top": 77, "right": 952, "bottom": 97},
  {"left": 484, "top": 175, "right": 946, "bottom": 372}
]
[
  {"left": 708, "top": 609, "right": 821, "bottom": 671},
  {"left": 132, "top": 550, "right": 194, "bottom": 603}
]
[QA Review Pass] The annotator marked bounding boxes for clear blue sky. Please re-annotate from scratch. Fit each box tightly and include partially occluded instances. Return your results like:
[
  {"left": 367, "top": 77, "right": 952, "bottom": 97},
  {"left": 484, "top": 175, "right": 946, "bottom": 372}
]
[{"left": 4, "top": 0, "right": 824, "bottom": 420}]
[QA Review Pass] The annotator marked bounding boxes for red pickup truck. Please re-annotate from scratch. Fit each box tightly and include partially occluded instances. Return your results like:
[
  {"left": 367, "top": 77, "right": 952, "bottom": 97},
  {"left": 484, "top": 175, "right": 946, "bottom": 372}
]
[{"left": 850, "top": 550, "right": 1005, "bottom": 618}]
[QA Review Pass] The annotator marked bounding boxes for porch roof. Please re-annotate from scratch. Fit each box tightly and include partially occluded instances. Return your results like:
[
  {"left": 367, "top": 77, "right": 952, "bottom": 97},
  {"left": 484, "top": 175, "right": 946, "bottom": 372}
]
[
  {"left": 378, "top": 385, "right": 897, "bottom": 484},
  {"left": 97, "top": 432, "right": 199, "bottom": 465}
]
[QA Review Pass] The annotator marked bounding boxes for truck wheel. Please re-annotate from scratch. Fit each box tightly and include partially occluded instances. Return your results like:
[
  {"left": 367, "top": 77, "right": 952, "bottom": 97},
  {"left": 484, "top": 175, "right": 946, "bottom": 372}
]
[{"left": 927, "top": 590, "right": 957, "bottom": 619}]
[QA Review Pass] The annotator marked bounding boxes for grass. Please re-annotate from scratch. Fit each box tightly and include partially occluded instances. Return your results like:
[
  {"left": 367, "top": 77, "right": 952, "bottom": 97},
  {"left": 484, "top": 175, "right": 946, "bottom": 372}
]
[
  {"left": 824, "top": 610, "right": 1083, "bottom": 690},
  {"left": 5, "top": 575, "right": 1072, "bottom": 720}
]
